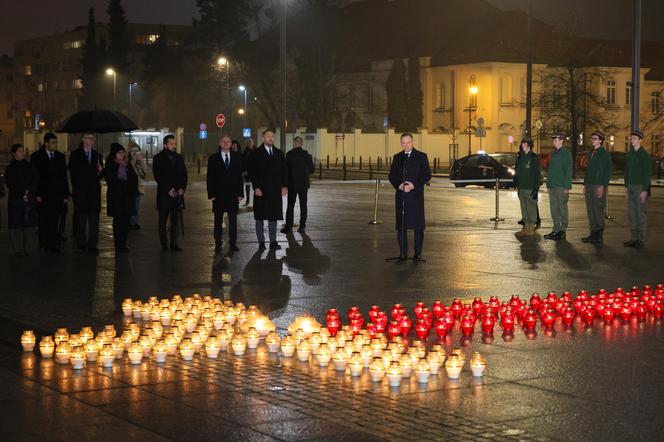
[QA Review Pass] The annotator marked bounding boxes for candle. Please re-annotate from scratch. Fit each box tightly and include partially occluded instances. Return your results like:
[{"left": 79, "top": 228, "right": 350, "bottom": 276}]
[
  {"left": 84, "top": 341, "right": 99, "bottom": 362},
  {"left": 381, "top": 349, "right": 393, "bottom": 370},
  {"left": 470, "top": 352, "right": 486, "bottom": 377},
  {"left": 399, "top": 355, "right": 413, "bottom": 377},
  {"left": 39, "top": 336, "right": 55, "bottom": 358},
  {"left": 266, "top": 332, "right": 281, "bottom": 353},
  {"left": 386, "top": 361, "right": 403, "bottom": 387},
  {"left": 427, "top": 351, "right": 443, "bottom": 375},
  {"left": 297, "top": 340, "right": 312, "bottom": 362},
  {"left": 204, "top": 337, "right": 221, "bottom": 359},
  {"left": 370, "top": 339, "right": 385, "bottom": 357},
  {"left": 55, "top": 343, "right": 71, "bottom": 364},
  {"left": 231, "top": 335, "right": 247, "bottom": 356},
  {"left": 349, "top": 353, "right": 364, "bottom": 377},
  {"left": 128, "top": 342, "right": 144, "bottom": 364},
  {"left": 54, "top": 328, "right": 69, "bottom": 344},
  {"left": 316, "top": 346, "right": 332, "bottom": 367},
  {"left": 99, "top": 344, "right": 115, "bottom": 368},
  {"left": 333, "top": 351, "right": 348, "bottom": 371},
  {"left": 122, "top": 298, "right": 133, "bottom": 316},
  {"left": 445, "top": 355, "right": 463, "bottom": 380},
  {"left": 139, "top": 335, "right": 153, "bottom": 357},
  {"left": 541, "top": 310, "right": 556, "bottom": 329},
  {"left": 20, "top": 330, "right": 36, "bottom": 352},
  {"left": 70, "top": 347, "right": 86, "bottom": 370},
  {"left": 369, "top": 357, "right": 385, "bottom": 382},
  {"left": 246, "top": 327, "right": 260, "bottom": 349},
  {"left": 309, "top": 333, "right": 322, "bottom": 353},
  {"left": 281, "top": 337, "right": 295, "bottom": 357},
  {"left": 416, "top": 359, "right": 431, "bottom": 383},
  {"left": 360, "top": 345, "right": 373, "bottom": 367},
  {"left": 179, "top": 339, "right": 195, "bottom": 361}
]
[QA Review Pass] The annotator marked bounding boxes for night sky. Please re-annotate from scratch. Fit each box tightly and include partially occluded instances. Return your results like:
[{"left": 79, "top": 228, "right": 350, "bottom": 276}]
[{"left": 1, "top": 0, "right": 662, "bottom": 56}]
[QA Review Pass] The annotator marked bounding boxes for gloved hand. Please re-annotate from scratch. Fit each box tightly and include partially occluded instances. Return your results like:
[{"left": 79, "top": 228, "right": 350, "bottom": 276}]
[{"left": 531, "top": 188, "right": 539, "bottom": 201}]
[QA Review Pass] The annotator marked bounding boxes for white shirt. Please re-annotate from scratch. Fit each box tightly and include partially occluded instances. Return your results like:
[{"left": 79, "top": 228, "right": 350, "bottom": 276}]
[
  {"left": 265, "top": 145, "right": 273, "bottom": 156},
  {"left": 221, "top": 151, "right": 230, "bottom": 165}
]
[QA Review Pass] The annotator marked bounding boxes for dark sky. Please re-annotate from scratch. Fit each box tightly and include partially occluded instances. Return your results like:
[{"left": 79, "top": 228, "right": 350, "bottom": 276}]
[{"left": 1, "top": 0, "right": 663, "bottom": 56}]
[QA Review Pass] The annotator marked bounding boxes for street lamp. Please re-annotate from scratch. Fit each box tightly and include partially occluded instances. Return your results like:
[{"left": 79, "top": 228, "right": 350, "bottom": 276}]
[
  {"left": 106, "top": 68, "right": 117, "bottom": 108},
  {"left": 237, "top": 108, "right": 245, "bottom": 115},
  {"left": 238, "top": 85, "right": 248, "bottom": 127},
  {"left": 129, "top": 81, "right": 138, "bottom": 115},
  {"left": 467, "top": 85, "right": 478, "bottom": 155}
]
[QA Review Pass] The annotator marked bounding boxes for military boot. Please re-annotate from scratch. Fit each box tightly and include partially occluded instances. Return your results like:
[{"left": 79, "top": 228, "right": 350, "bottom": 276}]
[
  {"left": 581, "top": 231, "right": 596, "bottom": 243},
  {"left": 522, "top": 224, "right": 536, "bottom": 236}
]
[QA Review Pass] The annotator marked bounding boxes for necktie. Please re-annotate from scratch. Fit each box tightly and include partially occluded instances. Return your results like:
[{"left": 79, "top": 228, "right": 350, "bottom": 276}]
[
  {"left": 268, "top": 147, "right": 272, "bottom": 156},
  {"left": 49, "top": 152, "right": 53, "bottom": 160},
  {"left": 86, "top": 151, "right": 91, "bottom": 163},
  {"left": 224, "top": 153, "right": 229, "bottom": 169}
]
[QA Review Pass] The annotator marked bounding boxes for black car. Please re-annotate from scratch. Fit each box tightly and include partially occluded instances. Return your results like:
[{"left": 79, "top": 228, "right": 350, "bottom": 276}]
[{"left": 450, "top": 152, "right": 517, "bottom": 188}]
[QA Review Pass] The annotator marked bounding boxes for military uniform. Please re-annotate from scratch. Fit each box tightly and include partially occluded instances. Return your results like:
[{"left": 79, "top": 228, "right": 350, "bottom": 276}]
[
  {"left": 545, "top": 139, "right": 573, "bottom": 239},
  {"left": 582, "top": 141, "right": 612, "bottom": 243},
  {"left": 515, "top": 150, "right": 542, "bottom": 235},
  {"left": 624, "top": 134, "right": 651, "bottom": 247}
]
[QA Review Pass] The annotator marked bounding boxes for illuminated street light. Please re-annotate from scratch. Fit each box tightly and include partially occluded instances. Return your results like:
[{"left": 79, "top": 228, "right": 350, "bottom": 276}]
[
  {"left": 467, "top": 85, "right": 479, "bottom": 155},
  {"left": 237, "top": 108, "right": 245, "bottom": 115},
  {"left": 217, "top": 57, "right": 227, "bottom": 66}
]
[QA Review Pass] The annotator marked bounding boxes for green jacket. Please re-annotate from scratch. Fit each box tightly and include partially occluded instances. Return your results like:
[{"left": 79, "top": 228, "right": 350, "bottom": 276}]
[
  {"left": 624, "top": 147, "right": 652, "bottom": 191},
  {"left": 546, "top": 147, "right": 573, "bottom": 189},
  {"left": 515, "top": 151, "right": 542, "bottom": 190},
  {"left": 584, "top": 147, "right": 612, "bottom": 186}
]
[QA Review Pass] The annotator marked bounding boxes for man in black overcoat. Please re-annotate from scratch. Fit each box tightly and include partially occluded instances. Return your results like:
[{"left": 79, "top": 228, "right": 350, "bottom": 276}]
[
  {"left": 282, "top": 136, "right": 315, "bottom": 234},
  {"left": 68, "top": 133, "right": 103, "bottom": 254},
  {"left": 249, "top": 129, "right": 288, "bottom": 250},
  {"left": 388, "top": 133, "right": 432, "bottom": 261},
  {"left": 207, "top": 135, "right": 244, "bottom": 253},
  {"left": 31, "top": 133, "right": 70, "bottom": 253},
  {"left": 152, "top": 134, "right": 188, "bottom": 251}
]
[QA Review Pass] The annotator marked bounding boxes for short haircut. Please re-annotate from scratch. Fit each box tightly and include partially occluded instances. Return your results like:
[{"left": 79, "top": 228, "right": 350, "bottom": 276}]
[
  {"left": 163, "top": 134, "right": 175, "bottom": 145},
  {"left": 11, "top": 143, "right": 23, "bottom": 154},
  {"left": 44, "top": 132, "right": 57, "bottom": 144},
  {"left": 262, "top": 129, "right": 275, "bottom": 136},
  {"left": 293, "top": 136, "right": 303, "bottom": 143},
  {"left": 221, "top": 134, "right": 232, "bottom": 141},
  {"left": 400, "top": 133, "right": 413, "bottom": 140}
]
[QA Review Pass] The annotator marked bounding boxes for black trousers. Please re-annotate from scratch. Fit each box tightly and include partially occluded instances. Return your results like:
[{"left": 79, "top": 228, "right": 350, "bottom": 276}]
[
  {"left": 38, "top": 210, "right": 60, "bottom": 248},
  {"left": 158, "top": 208, "right": 180, "bottom": 247},
  {"left": 112, "top": 214, "right": 130, "bottom": 248},
  {"left": 286, "top": 188, "right": 308, "bottom": 228},
  {"left": 397, "top": 229, "right": 424, "bottom": 257},
  {"left": 74, "top": 211, "right": 99, "bottom": 249},
  {"left": 244, "top": 184, "right": 251, "bottom": 205},
  {"left": 214, "top": 210, "right": 237, "bottom": 245}
]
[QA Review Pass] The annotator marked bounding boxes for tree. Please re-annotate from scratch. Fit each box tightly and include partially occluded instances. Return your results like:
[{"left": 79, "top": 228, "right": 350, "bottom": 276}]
[
  {"left": 80, "top": 8, "right": 101, "bottom": 109},
  {"left": 106, "top": 0, "right": 129, "bottom": 74},
  {"left": 386, "top": 59, "right": 408, "bottom": 132},
  {"left": 406, "top": 56, "right": 423, "bottom": 131}
]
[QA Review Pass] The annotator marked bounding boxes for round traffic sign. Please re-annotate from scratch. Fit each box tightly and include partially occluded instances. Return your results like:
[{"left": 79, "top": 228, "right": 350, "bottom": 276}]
[
  {"left": 200, "top": 122, "right": 207, "bottom": 131},
  {"left": 216, "top": 114, "right": 226, "bottom": 128}
]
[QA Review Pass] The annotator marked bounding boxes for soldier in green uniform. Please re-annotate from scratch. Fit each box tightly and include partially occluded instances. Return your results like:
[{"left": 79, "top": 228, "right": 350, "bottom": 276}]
[
  {"left": 581, "top": 131, "right": 612, "bottom": 244},
  {"left": 624, "top": 129, "right": 651, "bottom": 248},
  {"left": 515, "top": 137, "right": 542, "bottom": 237},
  {"left": 544, "top": 132, "right": 573, "bottom": 241}
]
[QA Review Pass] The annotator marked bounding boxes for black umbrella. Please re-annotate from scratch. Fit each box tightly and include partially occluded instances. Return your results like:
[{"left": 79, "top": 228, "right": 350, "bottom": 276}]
[{"left": 56, "top": 110, "right": 138, "bottom": 134}]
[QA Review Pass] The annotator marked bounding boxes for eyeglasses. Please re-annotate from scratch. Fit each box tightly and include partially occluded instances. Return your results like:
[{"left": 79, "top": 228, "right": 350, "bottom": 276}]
[{"left": 591, "top": 137, "right": 600, "bottom": 140}]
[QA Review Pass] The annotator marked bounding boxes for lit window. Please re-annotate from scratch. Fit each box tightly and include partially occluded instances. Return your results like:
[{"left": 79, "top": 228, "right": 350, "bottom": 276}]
[
  {"left": 148, "top": 34, "right": 159, "bottom": 44},
  {"left": 24, "top": 65, "right": 32, "bottom": 76},
  {"left": 606, "top": 79, "right": 616, "bottom": 105},
  {"left": 37, "top": 82, "right": 43, "bottom": 92},
  {"left": 62, "top": 40, "right": 83, "bottom": 50},
  {"left": 72, "top": 79, "right": 83, "bottom": 89},
  {"left": 625, "top": 81, "right": 631, "bottom": 105},
  {"left": 500, "top": 75, "right": 512, "bottom": 104},
  {"left": 435, "top": 82, "right": 445, "bottom": 109},
  {"left": 652, "top": 92, "right": 661, "bottom": 115}
]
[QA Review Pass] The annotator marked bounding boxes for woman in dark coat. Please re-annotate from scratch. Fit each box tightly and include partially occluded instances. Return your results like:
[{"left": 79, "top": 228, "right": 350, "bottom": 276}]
[
  {"left": 4, "top": 144, "right": 39, "bottom": 255},
  {"left": 104, "top": 143, "right": 138, "bottom": 252}
]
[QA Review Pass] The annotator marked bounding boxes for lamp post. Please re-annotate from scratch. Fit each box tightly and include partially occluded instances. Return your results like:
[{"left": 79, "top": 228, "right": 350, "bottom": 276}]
[
  {"left": 106, "top": 68, "right": 117, "bottom": 109},
  {"left": 217, "top": 57, "right": 229, "bottom": 135},
  {"left": 467, "top": 85, "right": 478, "bottom": 156},
  {"left": 129, "top": 82, "right": 138, "bottom": 115},
  {"left": 280, "top": 0, "right": 287, "bottom": 150},
  {"left": 239, "top": 85, "right": 247, "bottom": 128}
]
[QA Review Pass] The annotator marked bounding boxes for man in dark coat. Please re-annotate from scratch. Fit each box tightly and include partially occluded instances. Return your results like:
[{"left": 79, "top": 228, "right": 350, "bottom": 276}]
[
  {"left": 207, "top": 135, "right": 244, "bottom": 253},
  {"left": 282, "top": 136, "right": 315, "bottom": 234},
  {"left": 249, "top": 129, "right": 288, "bottom": 250},
  {"left": 152, "top": 134, "right": 188, "bottom": 251},
  {"left": 68, "top": 133, "right": 103, "bottom": 254},
  {"left": 5, "top": 143, "right": 39, "bottom": 255},
  {"left": 31, "top": 133, "right": 70, "bottom": 253},
  {"left": 388, "top": 133, "right": 432, "bottom": 261}
]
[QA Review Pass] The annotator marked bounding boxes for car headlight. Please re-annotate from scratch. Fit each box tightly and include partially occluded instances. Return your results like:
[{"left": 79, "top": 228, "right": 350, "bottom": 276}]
[{"left": 507, "top": 167, "right": 515, "bottom": 176}]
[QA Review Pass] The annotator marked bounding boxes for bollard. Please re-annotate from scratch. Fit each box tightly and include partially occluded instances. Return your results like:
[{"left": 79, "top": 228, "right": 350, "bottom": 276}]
[
  {"left": 326, "top": 155, "right": 330, "bottom": 169},
  {"left": 319, "top": 161, "right": 323, "bottom": 180},
  {"left": 369, "top": 164, "right": 373, "bottom": 181},
  {"left": 368, "top": 179, "right": 383, "bottom": 224},
  {"left": 433, "top": 158, "right": 437, "bottom": 174},
  {"left": 604, "top": 186, "right": 613, "bottom": 219},
  {"left": 343, "top": 161, "right": 347, "bottom": 181},
  {"left": 335, "top": 157, "right": 338, "bottom": 167},
  {"left": 490, "top": 177, "right": 505, "bottom": 222},
  {"left": 377, "top": 157, "right": 381, "bottom": 171},
  {"left": 197, "top": 156, "right": 201, "bottom": 175},
  {"left": 359, "top": 156, "right": 363, "bottom": 170}
]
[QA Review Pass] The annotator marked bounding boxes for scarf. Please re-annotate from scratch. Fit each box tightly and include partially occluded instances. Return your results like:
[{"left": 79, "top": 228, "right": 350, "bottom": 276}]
[{"left": 115, "top": 158, "right": 128, "bottom": 180}]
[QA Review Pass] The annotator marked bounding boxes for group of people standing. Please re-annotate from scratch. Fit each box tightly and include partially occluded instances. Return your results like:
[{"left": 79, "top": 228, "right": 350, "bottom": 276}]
[
  {"left": 206, "top": 129, "right": 314, "bottom": 253},
  {"left": 3, "top": 132, "right": 147, "bottom": 256},
  {"left": 514, "top": 129, "right": 652, "bottom": 247}
]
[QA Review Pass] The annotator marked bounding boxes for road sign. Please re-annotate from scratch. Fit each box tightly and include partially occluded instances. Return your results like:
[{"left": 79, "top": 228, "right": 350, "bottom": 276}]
[
  {"left": 34, "top": 113, "right": 40, "bottom": 130},
  {"left": 336, "top": 134, "right": 345, "bottom": 140},
  {"left": 216, "top": 114, "right": 226, "bottom": 128},
  {"left": 199, "top": 123, "right": 207, "bottom": 131},
  {"left": 535, "top": 120, "right": 543, "bottom": 130},
  {"left": 242, "top": 128, "right": 251, "bottom": 138},
  {"left": 199, "top": 130, "right": 207, "bottom": 139}
]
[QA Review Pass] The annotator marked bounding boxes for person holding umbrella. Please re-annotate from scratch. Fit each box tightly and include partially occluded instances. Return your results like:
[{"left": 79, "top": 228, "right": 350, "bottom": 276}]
[
  {"left": 152, "top": 135, "right": 188, "bottom": 251},
  {"left": 104, "top": 143, "right": 138, "bottom": 252},
  {"left": 4, "top": 144, "right": 39, "bottom": 256}
]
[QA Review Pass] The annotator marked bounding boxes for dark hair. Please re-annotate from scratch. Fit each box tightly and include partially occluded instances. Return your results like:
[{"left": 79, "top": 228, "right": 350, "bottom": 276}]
[
  {"left": 293, "top": 136, "right": 303, "bottom": 143},
  {"left": 109, "top": 142, "right": 125, "bottom": 157},
  {"left": 400, "top": 133, "right": 413, "bottom": 140},
  {"left": 44, "top": 132, "right": 57, "bottom": 144},
  {"left": 163, "top": 134, "right": 175, "bottom": 145},
  {"left": 10, "top": 143, "right": 23, "bottom": 154},
  {"left": 231, "top": 140, "right": 240, "bottom": 147},
  {"left": 520, "top": 137, "right": 534, "bottom": 148},
  {"left": 262, "top": 129, "right": 275, "bottom": 136}
]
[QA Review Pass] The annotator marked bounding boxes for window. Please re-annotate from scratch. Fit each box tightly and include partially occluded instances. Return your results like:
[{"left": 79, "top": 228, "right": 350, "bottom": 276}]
[
  {"left": 435, "top": 82, "right": 445, "bottom": 109},
  {"left": 606, "top": 79, "right": 616, "bottom": 105},
  {"left": 652, "top": 92, "right": 661, "bottom": 115},
  {"left": 62, "top": 40, "right": 83, "bottom": 50},
  {"left": 37, "top": 82, "right": 43, "bottom": 92},
  {"left": 552, "top": 84, "right": 562, "bottom": 106},
  {"left": 52, "top": 80, "right": 59, "bottom": 90},
  {"left": 626, "top": 81, "right": 632, "bottom": 105},
  {"left": 24, "top": 65, "right": 32, "bottom": 76},
  {"left": 652, "top": 134, "right": 662, "bottom": 156},
  {"left": 520, "top": 76, "right": 526, "bottom": 103},
  {"left": 136, "top": 34, "right": 160, "bottom": 45},
  {"left": 72, "top": 79, "right": 83, "bottom": 89},
  {"left": 500, "top": 75, "right": 512, "bottom": 104}
]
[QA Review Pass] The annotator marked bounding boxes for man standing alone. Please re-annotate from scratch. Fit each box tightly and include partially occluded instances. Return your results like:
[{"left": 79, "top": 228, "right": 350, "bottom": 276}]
[
  {"left": 250, "top": 129, "right": 288, "bottom": 250},
  {"left": 544, "top": 133, "right": 572, "bottom": 241},
  {"left": 68, "top": 133, "right": 102, "bottom": 254},
  {"left": 207, "top": 135, "right": 244, "bottom": 253},
  {"left": 623, "top": 129, "right": 651, "bottom": 248},
  {"left": 153, "top": 135, "right": 188, "bottom": 251},
  {"left": 282, "top": 136, "right": 314, "bottom": 234},
  {"left": 581, "top": 132, "right": 612, "bottom": 244}
]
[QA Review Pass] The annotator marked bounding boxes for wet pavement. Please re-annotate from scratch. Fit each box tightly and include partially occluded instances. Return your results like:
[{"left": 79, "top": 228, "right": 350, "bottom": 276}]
[{"left": 0, "top": 178, "right": 663, "bottom": 441}]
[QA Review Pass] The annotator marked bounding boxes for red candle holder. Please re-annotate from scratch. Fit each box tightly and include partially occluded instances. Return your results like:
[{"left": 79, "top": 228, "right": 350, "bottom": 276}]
[
  {"left": 545, "top": 292, "right": 558, "bottom": 305},
  {"left": 619, "top": 305, "right": 632, "bottom": 321},
  {"left": 451, "top": 299, "right": 463, "bottom": 318},
  {"left": 472, "top": 298, "right": 484, "bottom": 317},
  {"left": 391, "top": 304, "right": 403, "bottom": 321},
  {"left": 443, "top": 311, "right": 455, "bottom": 329},
  {"left": 489, "top": 296, "right": 500, "bottom": 312},
  {"left": 573, "top": 299, "right": 585, "bottom": 313},
  {"left": 326, "top": 309, "right": 339, "bottom": 324},
  {"left": 434, "top": 318, "right": 448, "bottom": 337},
  {"left": 602, "top": 308, "right": 615, "bottom": 323},
  {"left": 562, "top": 309, "right": 575, "bottom": 327},
  {"left": 327, "top": 317, "right": 341, "bottom": 337},
  {"left": 421, "top": 310, "right": 433, "bottom": 328},
  {"left": 366, "top": 322, "right": 377, "bottom": 338},
  {"left": 500, "top": 313, "right": 515, "bottom": 332},
  {"left": 399, "top": 315, "right": 412, "bottom": 337},
  {"left": 387, "top": 321, "right": 401, "bottom": 340},
  {"left": 582, "top": 309, "right": 594, "bottom": 326},
  {"left": 509, "top": 295, "right": 521, "bottom": 309},
  {"left": 414, "top": 301, "right": 426, "bottom": 319},
  {"left": 523, "top": 310, "right": 538, "bottom": 331},
  {"left": 461, "top": 316, "right": 475, "bottom": 336},
  {"left": 481, "top": 314, "right": 496, "bottom": 334},
  {"left": 654, "top": 302, "right": 664, "bottom": 319},
  {"left": 636, "top": 303, "right": 648, "bottom": 321},
  {"left": 415, "top": 319, "right": 429, "bottom": 340},
  {"left": 368, "top": 305, "right": 380, "bottom": 323},
  {"left": 347, "top": 306, "right": 360, "bottom": 322},
  {"left": 375, "top": 313, "right": 388, "bottom": 332},
  {"left": 541, "top": 310, "right": 556, "bottom": 329},
  {"left": 432, "top": 301, "right": 445, "bottom": 319}
]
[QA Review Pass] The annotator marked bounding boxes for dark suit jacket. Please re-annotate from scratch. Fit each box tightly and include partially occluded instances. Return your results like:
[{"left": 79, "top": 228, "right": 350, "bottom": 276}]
[
  {"left": 152, "top": 149, "right": 188, "bottom": 211},
  {"left": 249, "top": 144, "right": 287, "bottom": 221},
  {"left": 68, "top": 147, "right": 102, "bottom": 212},
  {"left": 30, "top": 148, "right": 70, "bottom": 213},
  {"left": 388, "top": 148, "right": 431, "bottom": 230},
  {"left": 285, "top": 147, "right": 315, "bottom": 190},
  {"left": 207, "top": 150, "right": 244, "bottom": 213}
]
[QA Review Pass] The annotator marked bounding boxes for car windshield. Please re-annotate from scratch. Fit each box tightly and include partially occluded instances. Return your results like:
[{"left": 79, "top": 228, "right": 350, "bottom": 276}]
[{"left": 490, "top": 154, "right": 516, "bottom": 167}]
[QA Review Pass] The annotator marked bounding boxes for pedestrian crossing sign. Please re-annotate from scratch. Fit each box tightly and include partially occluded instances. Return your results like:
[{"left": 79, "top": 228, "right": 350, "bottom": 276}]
[{"left": 242, "top": 128, "right": 251, "bottom": 138}]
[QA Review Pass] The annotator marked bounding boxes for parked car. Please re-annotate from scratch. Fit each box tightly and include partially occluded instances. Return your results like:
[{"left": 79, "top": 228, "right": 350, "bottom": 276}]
[
  {"left": 450, "top": 152, "right": 517, "bottom": 188},
  {"left": 575, "top": 150, "right": 627, "bottom": 172}
]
